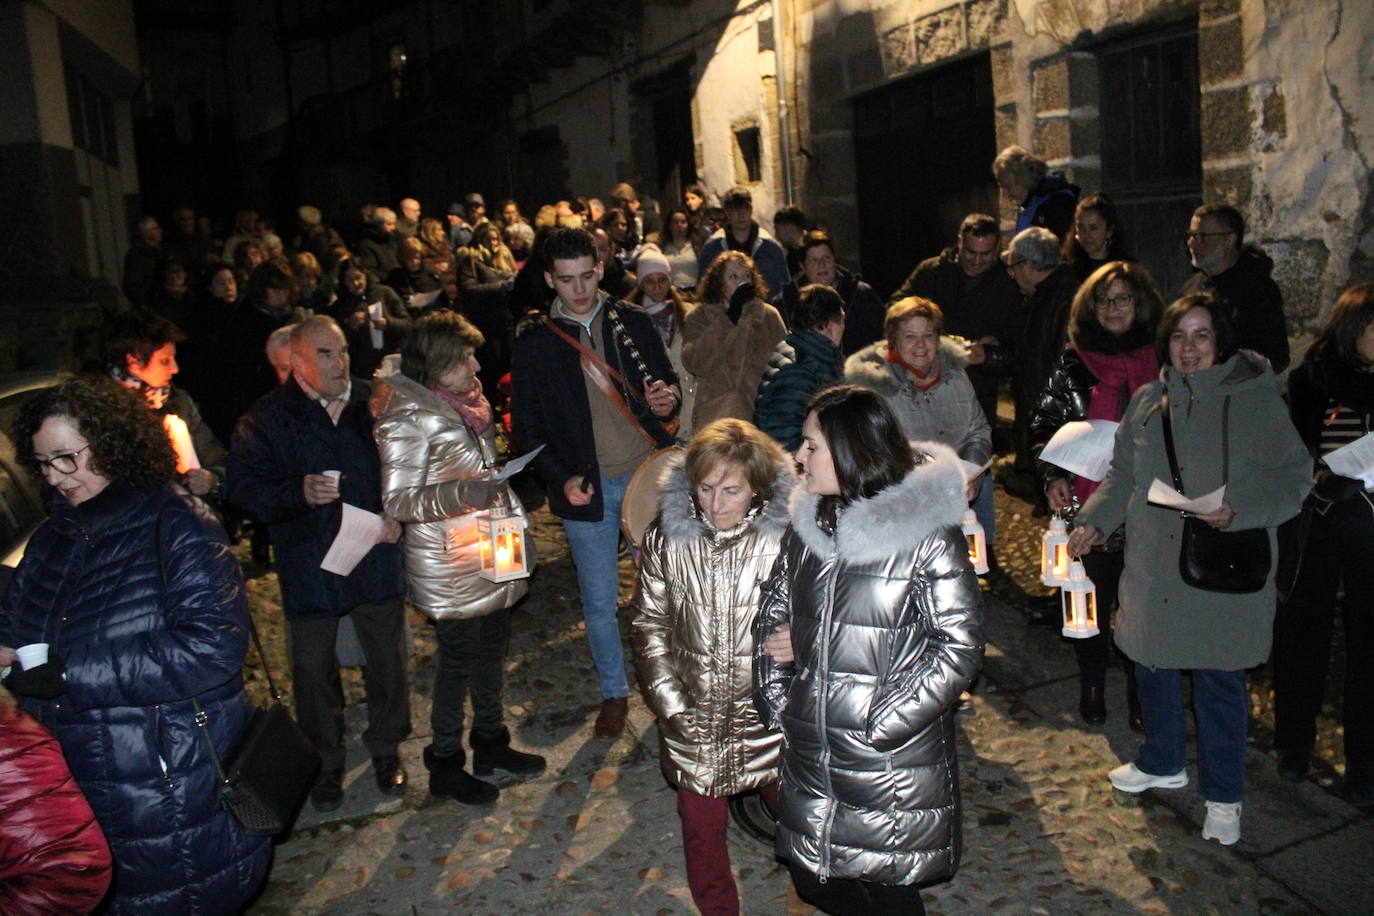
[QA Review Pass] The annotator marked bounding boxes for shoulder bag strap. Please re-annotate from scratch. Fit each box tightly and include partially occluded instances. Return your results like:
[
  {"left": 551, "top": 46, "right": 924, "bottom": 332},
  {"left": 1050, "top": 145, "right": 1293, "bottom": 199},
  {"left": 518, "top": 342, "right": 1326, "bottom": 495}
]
[
  {"left": 541, "top": 315, "right": 659, "bottom": 447},
  {"left": 1160, "top": 391, "right": 1186, "bottom": 494},
  {"left": 1160, "top": 391, "right": 1233, "bottom": 493}
]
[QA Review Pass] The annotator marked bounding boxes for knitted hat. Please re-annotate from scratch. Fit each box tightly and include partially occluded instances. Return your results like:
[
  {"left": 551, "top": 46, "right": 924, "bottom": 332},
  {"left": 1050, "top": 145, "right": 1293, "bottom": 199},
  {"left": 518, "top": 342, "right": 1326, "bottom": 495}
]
[{"left": 635, "top": 248, "right": 671, "bottom": 280}]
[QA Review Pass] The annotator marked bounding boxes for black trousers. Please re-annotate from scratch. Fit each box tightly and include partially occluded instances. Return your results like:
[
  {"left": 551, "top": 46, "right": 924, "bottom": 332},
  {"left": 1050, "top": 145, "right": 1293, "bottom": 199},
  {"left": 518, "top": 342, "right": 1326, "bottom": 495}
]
[
  {"left": 429, "top": 609, "right": 511, "bottom": 757},
  {"left": 1274, "top": 495, "right": 1374, "bottom": 764},
  {"left": 1078, "top": 548, "right": 1126, "bottom": 688},
  {"left": 288, "top": 598, "right": 412, "bottom": 771},
  {"left": 788, "top": 862, "right": 926, "bottom": 916}
]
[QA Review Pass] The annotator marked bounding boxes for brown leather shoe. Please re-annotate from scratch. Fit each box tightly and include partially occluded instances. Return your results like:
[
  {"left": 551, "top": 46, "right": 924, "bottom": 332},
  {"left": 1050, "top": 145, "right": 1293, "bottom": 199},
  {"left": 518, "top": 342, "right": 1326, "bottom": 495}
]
[{"left": 593, "top": 697, "right": 628, "bottom": 740}]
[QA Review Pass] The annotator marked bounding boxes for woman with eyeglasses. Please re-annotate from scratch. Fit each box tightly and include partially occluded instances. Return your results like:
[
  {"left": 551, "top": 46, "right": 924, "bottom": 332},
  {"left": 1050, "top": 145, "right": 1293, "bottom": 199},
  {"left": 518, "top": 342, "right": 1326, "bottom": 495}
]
[
  {"left": 0, "top": 375, "right": 270, "bottom": 912},
  {"left": 1030, "top": 261, "right": 1165, "bottom": 727}
]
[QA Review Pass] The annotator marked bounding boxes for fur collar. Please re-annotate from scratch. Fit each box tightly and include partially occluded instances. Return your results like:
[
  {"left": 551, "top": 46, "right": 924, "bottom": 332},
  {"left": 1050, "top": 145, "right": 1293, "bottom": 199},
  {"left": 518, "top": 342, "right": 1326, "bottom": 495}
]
[
  {"left": 656, "top": 449, "right": 795, "bottom": 544},
  {"left": 844, "top": 338, "right": 971, "bottom": 397},
  {"left": 790, "top": 440, "right": 969, "bottom": 564}
]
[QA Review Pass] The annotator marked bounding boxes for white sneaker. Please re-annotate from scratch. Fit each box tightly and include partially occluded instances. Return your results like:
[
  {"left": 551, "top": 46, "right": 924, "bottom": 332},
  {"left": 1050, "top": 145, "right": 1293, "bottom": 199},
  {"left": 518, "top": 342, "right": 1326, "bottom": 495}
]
[
  {"left": 1202, "top": 801, "right": 1242, "bottom": 846},
  {"left": 1109, "top": 762, "right": 1189, "bottom": 793}
]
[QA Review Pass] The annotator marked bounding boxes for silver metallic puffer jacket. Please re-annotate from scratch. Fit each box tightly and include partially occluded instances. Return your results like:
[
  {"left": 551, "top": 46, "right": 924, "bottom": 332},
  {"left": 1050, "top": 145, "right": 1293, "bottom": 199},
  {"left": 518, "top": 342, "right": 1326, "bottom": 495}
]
[
  {"left": 372, "top": 357, "right": 529, "bottom": 619},
  {"left": 753, "top": 441, "right": 985, "bottom": 886},
  {"left": 631, "top": 450, "right": 793, "bottom": 796}
]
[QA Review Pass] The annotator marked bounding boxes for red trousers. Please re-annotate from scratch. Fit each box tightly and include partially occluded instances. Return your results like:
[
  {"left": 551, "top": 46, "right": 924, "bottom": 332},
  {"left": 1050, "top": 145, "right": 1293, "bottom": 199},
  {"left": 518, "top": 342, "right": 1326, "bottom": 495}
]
[{"left": 676, "top": 783, "right": 777, "bottom": 916}]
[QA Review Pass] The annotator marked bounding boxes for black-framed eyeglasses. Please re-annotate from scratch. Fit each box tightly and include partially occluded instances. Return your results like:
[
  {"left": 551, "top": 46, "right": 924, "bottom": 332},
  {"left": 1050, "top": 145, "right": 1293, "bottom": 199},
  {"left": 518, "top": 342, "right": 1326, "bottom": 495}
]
[
  {"left": 1184, "top": 231, "right": 1233, "bottom": 243},
  {"left": 1094, "top": 293, "right": 1135, "bottom": 311},
  {"left": 1005, "top": 258, "right": 1026, "bottom": 269},
  {"left": 35, "top": 444, "right": 90, "bottom": 474}
]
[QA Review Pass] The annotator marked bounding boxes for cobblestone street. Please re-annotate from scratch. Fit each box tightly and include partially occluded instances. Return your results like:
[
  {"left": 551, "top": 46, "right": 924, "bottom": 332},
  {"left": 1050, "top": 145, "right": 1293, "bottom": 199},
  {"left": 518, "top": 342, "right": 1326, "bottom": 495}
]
[{"left": 241, "top": 470, "right": 1373, "bottom": 915}]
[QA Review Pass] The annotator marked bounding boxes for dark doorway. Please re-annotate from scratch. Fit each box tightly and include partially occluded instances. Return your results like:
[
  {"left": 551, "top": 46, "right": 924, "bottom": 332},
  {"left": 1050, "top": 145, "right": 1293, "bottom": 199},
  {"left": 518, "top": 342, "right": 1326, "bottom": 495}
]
[
  {"left": 1097, "top": 21, "right": 1201, "bottom": 298},
  {"left": 853, "top": 53, "right": 997, "bottom": 299},
  {"left": 631, "top": 58, "right": 697, "bottom": 215}
]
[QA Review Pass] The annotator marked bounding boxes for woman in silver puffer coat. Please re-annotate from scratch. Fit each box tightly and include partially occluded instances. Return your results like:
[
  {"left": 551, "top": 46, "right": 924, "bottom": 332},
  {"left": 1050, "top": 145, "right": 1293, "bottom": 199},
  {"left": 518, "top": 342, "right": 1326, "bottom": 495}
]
[
  {"left": 630, "top": 418, "right": 792, "bottom": 916},
  {"left": 755, "top": 385, "right": 985, "bottom": 915},
  {"left": 373, "top": 312, "right": 544, "bottom": 807}
]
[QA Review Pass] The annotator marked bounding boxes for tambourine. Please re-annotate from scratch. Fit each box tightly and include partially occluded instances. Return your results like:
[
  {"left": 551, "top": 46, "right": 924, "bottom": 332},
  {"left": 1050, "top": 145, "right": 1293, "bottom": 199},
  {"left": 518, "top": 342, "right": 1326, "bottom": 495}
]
[{"left": 620, "top": 446, "right": 684, "bottom": 554}]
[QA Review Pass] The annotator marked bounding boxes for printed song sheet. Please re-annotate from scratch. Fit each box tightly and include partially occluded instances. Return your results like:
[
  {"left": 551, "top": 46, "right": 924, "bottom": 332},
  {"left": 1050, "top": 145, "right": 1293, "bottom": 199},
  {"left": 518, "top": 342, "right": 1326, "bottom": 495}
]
[
  {"left": 1321, "top": 431, "right": 1374, "bottom": 488},
  {"left": 321, "top": 503, "right": 385, "bottom": 576},
  {"left": 493, "top": 445, "right": 544, "bottom": 483},
  {"left": 1146, "top": 479, "right": 1227, "bottom": 515},
  {"left": 1038, "top": 420, "right": 1118, "bottom": 482}
]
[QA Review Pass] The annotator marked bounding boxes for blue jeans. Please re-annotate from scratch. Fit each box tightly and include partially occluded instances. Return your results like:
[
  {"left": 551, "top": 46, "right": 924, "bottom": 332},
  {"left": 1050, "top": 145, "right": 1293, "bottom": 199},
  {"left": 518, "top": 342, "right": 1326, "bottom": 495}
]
[
  {"left": 972, "top": 472, "right": 995, "bottom": 545},
  {"left": 561, "top": 473, "right": 631, "bottom": 699},
  {"left": 1134, "top": 664, "right": 1248, "bottom": 803}
]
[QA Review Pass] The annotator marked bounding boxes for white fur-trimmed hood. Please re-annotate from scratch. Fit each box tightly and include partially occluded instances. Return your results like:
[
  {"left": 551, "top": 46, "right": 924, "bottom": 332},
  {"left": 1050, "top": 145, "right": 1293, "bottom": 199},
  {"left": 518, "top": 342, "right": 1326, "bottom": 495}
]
[
  {"left": 656, "top": 449, "right": 795, "bottom": 544},
  {"left": 790, "top": 440, "right": 969, "bottom": 564}
]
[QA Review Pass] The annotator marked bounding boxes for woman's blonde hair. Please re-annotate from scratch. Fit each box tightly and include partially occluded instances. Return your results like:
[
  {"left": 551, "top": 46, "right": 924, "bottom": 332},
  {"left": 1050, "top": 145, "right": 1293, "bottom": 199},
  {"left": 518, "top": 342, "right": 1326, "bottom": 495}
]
[{"left": 684, "top": 418, "right": 786, "bottom": 502}]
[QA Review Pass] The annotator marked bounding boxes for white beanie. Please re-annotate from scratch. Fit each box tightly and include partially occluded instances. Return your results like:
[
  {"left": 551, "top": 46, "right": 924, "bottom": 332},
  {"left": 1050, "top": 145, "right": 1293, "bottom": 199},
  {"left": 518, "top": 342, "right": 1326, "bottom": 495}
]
[{"left": 635, "top": 247, "right": 671, "bottom": 280}]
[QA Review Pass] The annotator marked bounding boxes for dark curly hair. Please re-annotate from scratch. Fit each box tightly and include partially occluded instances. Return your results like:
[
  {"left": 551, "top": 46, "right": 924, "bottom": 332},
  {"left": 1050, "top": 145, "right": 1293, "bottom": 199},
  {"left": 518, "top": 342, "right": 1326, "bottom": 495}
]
[{"left": 14, "top": 375, "right": 176, "bottom": 487}]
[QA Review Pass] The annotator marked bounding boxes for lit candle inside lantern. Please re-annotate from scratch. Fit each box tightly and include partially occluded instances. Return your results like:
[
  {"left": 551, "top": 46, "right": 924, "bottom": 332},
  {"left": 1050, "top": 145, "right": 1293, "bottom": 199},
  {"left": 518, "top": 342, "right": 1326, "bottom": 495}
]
[
  {"left": 1060, "top": 559, "right": 1100, "bottom": 639},
  {"left": 1040, "top": 516, "right": 1070, "bottom": 586},
  {"left": 962, "top": 509, "right": 988, "bottom": 575}
]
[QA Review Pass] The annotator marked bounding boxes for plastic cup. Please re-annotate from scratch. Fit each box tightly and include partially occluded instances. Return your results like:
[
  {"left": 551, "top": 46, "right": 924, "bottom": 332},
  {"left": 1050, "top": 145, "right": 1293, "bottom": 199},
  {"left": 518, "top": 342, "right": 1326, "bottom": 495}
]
[
  {"left": 15, "top": 642, "right": 49, "bottom": 670},
  {"left": 322, "top": 469, "right": 341, "bottom": 495}
]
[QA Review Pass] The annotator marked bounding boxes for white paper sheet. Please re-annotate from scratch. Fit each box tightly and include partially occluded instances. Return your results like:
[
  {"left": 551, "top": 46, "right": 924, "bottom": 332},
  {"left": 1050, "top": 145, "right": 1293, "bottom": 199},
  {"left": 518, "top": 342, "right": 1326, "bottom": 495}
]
[
  {"left": 959, "top": 458, "right": 992, "bottom": 481},
  {"left": 409, "top": 288, "right": 441, "bottom": 311},
  {"left": 368, "top": 302, "right": 384, "bottom": 349},
  {"left": 1321, "top": 431, "right": 1374, "bottom": 488},
  {"left": 1038, "top": 420, "right": 1118, "bottom": 482},
  {"left": 493, "top": 444, "right": 544, "bottom": 483},
  {"left": 1146, "top": 479, "right": 1227, "bottom": 514},
  {"left": 320, "top": 503, "right": 385, "bottom": 576}
]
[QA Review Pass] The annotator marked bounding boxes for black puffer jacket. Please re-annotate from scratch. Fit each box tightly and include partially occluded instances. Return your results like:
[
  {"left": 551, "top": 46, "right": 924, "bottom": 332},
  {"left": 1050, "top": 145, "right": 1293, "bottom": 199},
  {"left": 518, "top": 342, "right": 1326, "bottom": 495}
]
[
  {"left": 1180, "top": 246, "right": 1289, "bottom": 372},
  {"left": 0, "top": 483, "right": 270, "bottom": 914}
]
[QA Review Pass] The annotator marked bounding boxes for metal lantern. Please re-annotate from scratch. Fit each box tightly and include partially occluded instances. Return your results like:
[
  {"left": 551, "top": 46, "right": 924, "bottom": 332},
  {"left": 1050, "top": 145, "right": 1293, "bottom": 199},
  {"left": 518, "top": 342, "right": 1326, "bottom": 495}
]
[
  {"left": 476, "top": 506, "right": 530, "bottom": 582},
  {"left": 1060, "top": 559, "right": 1100, "bottom": 639},
  {"left": 962, "top": 509, "right": 989, "bottom": 575},
  {"left": 1040, "top": 516, "right": 1071, "bottom": 586}
]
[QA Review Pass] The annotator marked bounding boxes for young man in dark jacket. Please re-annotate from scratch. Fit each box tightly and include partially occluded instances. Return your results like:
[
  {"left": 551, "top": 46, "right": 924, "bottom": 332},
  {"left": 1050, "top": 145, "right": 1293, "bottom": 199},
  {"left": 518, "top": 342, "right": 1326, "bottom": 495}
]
[
  {"left": 227, "top": 315, "right": 410, "bottom": 811},
  {"left": 511, "top": 228, "right": 680, "bottom": 739}
]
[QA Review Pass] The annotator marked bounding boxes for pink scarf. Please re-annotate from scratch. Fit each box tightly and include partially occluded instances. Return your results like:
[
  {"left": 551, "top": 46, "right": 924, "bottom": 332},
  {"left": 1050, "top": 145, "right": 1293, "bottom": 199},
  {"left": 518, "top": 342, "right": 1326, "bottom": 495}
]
[
  {"left": 431, "top": 378, "right": 493, "bottom": 436},
  {"left": 1073, "top": 343, "right": 1158, "bottom": 503}
]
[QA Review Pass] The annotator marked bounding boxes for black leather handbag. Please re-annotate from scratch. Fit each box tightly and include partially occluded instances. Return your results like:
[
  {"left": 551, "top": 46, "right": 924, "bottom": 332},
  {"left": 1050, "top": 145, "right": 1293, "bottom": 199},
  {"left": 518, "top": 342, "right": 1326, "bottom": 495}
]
[
  {"left": 191, "top": 627, "right": 319, "bottom": 836},
  {"left": 1160, "top": 392, "right": 1270, "bottom": 594}
]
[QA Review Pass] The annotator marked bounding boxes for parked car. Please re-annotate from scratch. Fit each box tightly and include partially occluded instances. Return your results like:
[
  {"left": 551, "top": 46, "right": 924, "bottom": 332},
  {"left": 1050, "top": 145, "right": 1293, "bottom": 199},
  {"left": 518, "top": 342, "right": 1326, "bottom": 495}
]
[{"left": 0, "top": 372, "right": 67, "bottom": 595}]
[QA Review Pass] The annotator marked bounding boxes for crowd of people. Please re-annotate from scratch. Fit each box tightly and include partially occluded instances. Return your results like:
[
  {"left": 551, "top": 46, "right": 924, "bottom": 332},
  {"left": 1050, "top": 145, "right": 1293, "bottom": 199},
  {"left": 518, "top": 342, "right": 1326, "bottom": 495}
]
[{"left": 1, "top": 144, "right": 1369, "bottom": 914}]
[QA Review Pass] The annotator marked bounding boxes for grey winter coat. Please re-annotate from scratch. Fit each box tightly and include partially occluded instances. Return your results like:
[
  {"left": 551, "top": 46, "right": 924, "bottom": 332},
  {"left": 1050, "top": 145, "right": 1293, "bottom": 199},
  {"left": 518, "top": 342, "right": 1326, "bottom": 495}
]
[
  {"left": 1076, "top": 351, "right": 1311, "bottom": 670},
  {"left": 630, "top": 451, "right": 792, "bottom": 796},
  {"left": 844, "top": 339, "right": 992, "bottom": 467},
  {"left": 753, "top": 442, "right": 985, "bottom": 885}
]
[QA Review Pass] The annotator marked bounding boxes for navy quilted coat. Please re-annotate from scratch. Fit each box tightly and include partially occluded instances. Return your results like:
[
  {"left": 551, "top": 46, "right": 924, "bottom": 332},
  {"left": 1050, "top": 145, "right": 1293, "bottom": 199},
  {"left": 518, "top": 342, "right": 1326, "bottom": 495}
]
[{"left": 0, "top": 482, "right": 271, "bottom": 914}]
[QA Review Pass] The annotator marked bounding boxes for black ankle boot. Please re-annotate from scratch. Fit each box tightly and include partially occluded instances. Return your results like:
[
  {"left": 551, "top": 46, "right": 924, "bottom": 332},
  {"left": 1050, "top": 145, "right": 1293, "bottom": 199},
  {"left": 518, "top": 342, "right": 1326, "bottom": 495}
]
[
  {"left": 470, "top": 726, "right": 547, "bottom": 778},
  {"left": 423, "top": 744, "right": 498, "bottom": 804}
]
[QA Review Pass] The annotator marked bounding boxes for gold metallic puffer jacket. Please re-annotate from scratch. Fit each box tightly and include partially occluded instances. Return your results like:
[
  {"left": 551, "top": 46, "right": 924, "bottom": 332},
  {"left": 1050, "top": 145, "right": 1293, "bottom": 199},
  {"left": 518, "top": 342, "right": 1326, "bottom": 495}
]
[
  {"left": 372, "top": 357, "right": 529, "bottom": 620},
  {"left": 630, "top": 450, "right": 792, "bottom": 796}
]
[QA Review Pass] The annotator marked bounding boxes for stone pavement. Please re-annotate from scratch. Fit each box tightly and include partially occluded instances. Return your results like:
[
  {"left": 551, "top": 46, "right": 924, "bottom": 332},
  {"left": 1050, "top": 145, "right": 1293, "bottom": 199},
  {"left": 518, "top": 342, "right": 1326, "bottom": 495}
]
[{"left": 245, "top": 502, "right": 1373, "bottom": 915}]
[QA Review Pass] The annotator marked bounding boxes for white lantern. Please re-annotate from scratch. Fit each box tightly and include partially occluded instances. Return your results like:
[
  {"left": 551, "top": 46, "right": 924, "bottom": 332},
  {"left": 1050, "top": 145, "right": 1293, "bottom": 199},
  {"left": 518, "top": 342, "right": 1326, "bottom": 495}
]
[
  {"left": 1040, "top": 516, "right": 1071, "bottom": 586},
  {"left": 962, "top": 509, "right": 989, "bottom": 575},
  {"left": 476, "top": 507, "right": 530, "bottom": 582},
  {"left": 1060, "top": 559, "right": 1100, "bottom": 638}
]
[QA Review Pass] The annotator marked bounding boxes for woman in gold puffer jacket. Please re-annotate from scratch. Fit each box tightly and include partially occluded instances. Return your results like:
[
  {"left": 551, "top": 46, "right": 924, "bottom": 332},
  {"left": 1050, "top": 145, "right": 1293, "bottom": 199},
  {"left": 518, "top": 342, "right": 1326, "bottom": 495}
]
[
  {"left": 631, "top": 418, "right": 792, "bottom": 916},
  {"left": 373, "top": 312, "right": 542, "bottom": 807}
]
